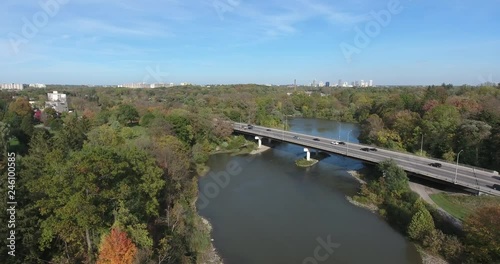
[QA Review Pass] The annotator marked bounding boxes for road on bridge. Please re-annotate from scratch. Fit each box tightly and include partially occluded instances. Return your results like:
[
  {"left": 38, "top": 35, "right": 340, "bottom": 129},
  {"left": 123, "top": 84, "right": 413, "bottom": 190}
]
[{"left": 233, "top": 123, "right": 500, "bottom": 196}]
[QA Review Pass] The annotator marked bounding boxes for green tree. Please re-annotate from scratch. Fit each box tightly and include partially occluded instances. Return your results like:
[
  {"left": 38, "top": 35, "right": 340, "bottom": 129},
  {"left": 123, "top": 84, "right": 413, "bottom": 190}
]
[
  {"left": 53, "top": 116, "right": 91, "bottom": 152},
  {"left": 140, "top": 112, "right": 156, "bottom": 127},
  {"left": 454, "top": 120, "right": 491, "bottom": 165},
  {"left": 359, "top": 114, "right": 384, "bottom": 144},
  {"left": 30, "top": 145, "right": 164, "bottom": 262},
  {"left": 377, "top": 160, "right": 409, "bottom": 197},
  {"left": 20, "top": 114, "right": 34, "bottom": 139},
  {"left": 388, "top": 110, "right": 422, "bottom": 151},
  {"left": 115, "top": 104, "right": 139, "bottom": 126},
  {"left": 407, "top": 207, "right": 435, "bottom": 240},
  {"left": 422, "top": 105, "right": 461, "bottom": 157},
  {"left": 165, "top": 111, "right": 194, "bottom": 145},
  {"left": 0, "top": 122, "right": 10, "bottom": 158},
  {"left": 463, "top": 205, "right": 500, "bottom": 263},
  {"left": 8, "top": 97, "right": 32, "bottom": 117}
]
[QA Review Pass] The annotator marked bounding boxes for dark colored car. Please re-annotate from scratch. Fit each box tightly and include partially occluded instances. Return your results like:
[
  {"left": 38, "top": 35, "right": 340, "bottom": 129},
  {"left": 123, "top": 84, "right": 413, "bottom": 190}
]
[
  {"left": 338, "top": 142, "right": 346, "bottom": 145},
  {"left": 293, "top": 136, "right": 300, "bottom": 139},
  {"left": 429, "top": 162, "right": 442, "bottom": 168},
  {"left": 493, "top": 184, "right": 500, "bottom": 191},
  {"left": 370, "top": 148, "right": 377, "bottom": 151},
  {"left": 247, "top": 124, "right": 253, "bottom": 129},
  {"left": 313, "top": 138, "right": 320, "bottom": 141},
  {"left": 361, "top": 148, "right": 370, "bottom": 151},
  {"left": 266, "top": 128, "right": 271, "bottom": 131}
]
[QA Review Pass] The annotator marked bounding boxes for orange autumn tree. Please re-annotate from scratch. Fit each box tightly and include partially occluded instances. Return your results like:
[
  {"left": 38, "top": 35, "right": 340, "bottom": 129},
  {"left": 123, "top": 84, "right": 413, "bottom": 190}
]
[{"left": 97, "top": 228, "right": 137, "bottom": 264}]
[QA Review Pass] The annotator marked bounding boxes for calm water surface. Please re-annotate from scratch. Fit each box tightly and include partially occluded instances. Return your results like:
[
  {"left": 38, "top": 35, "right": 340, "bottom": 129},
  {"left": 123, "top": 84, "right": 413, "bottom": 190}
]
[{"left": 197, "top": 118, "right": 422, "bottom": 264}]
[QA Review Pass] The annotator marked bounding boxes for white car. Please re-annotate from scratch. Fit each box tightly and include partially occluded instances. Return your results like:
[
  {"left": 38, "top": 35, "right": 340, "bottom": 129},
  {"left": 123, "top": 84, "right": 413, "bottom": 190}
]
[{"left": 331, "top": 141, "right": 339, "bottom": 145}]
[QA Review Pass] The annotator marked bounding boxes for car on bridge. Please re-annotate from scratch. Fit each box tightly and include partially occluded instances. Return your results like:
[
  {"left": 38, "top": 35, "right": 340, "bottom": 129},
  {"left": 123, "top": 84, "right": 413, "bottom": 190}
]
[
  {"left": 361, "top": 148, "right": 370, "bottom": 151},
  {"left": 370, "top": 148, "right": 377, "bottom": 151},
  {"left": 313, "top": 138, "right": 320, "bottom": 141},
  {"left": 338, "top": 142, "right": 346, "bottom": 145},
  {"left": 247, "top": 124, "right": 253, "bottom": 129},
  {"left": 331, "top": 141, "right": 339, "bottom": 145},
  {"left": 266, "top": 129, "right": 271, "bottom": 131},
  {"left": 293, "top": 136, "right": 300, "bottom": 139},
  {"left": 429, "top": 162, "right": 442, "bottom": 168}
]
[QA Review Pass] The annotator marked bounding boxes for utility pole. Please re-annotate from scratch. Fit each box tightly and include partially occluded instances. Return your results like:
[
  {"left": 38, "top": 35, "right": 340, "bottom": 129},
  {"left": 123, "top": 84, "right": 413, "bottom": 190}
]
[
  {"left": 454, "top": 150, "right": 464, "bottom": 184},
  {"left": 338, "top": 122, "right": 341, "bottom": 141},
  {"left": 420, "top": 133, "right": 424, "bottom": 156},
  {"left": 282, "top": 115, "right": 285, "bottom": 140},
  {"left": 346, "top": 130, "right": 353, "bottom": 155}
]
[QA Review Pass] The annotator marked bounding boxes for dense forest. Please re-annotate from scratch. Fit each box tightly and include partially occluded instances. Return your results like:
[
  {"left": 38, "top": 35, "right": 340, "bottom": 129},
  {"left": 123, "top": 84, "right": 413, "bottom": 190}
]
[
  {"left": 0, "top": 88, "right": 235, "bottom": 263},
  {"left": 0, "top": 83, "right": 499, "bottom": 263}
]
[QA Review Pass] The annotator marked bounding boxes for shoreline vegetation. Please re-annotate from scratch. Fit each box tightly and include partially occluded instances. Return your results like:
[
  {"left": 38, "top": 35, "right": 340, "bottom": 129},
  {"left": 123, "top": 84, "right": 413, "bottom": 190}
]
[
  {"left": 199, "top": 217, "right": 223, "bottom": 264},
  {"left": 346, "top": 170, "right": 449, "bottom": 264},
  {"left": 345, "top": 170, "right": 449, "bottom": 264},
  {"left": 345, "top": 163, "right": 499, "bottom": 264}
]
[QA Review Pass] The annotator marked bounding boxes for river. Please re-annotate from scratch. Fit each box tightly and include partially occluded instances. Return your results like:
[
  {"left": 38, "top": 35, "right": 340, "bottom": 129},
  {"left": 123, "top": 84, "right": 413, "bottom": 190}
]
[{"left": 197, "top": 118, "right": 422, "bottom": 264}]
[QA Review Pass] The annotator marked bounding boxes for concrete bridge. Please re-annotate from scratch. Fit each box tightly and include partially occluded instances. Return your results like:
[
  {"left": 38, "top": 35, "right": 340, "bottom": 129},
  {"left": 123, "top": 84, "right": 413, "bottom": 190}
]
[{"left": 232, "top": 122, "right": 500, "bottom": 196}]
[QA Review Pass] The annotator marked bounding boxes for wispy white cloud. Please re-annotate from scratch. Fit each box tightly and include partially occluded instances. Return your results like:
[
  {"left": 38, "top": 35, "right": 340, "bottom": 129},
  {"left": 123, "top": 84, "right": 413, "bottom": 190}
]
[
  {"left": 68, "top": 18, "right": 172, "bottom": 37},
  {"left": 222, "top": 0, "right": 371, "bottom": 38}
]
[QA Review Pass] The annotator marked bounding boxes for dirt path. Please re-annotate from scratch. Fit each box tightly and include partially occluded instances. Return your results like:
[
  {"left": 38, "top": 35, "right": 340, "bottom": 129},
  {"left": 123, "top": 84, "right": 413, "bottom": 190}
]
[{"left": 408, "top": 182, "right": 439, "bottom": 207}]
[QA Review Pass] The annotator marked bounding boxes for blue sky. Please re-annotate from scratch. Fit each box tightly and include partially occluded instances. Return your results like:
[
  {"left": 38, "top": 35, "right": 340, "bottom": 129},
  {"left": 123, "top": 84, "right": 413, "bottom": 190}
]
[{"left": 1, "top": 0, "right": 499, "bottom": 85}]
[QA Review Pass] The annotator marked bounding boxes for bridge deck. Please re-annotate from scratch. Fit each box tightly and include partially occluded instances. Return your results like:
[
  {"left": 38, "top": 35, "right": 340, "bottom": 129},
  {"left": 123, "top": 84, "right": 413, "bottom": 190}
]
[{"left": 232, "top": 123, "right": 500, "bottom": 196}]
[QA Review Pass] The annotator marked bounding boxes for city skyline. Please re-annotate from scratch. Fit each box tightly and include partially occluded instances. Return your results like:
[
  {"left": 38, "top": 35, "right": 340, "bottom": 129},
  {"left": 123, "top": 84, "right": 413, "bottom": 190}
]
[{"left": 1, "top": 0, "right": 499, "bottom": 85}]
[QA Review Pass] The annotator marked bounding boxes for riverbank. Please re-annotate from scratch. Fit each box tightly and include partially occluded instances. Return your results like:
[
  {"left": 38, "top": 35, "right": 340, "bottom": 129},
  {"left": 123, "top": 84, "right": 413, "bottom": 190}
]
[
  {"left": 345, "top": 168, "right": 450, "bottom": 264},
  {"left": 199, "top": 217, "right": 223, "bottom": 264},
  {"left": 346, "top": 170, "right": 366, "bottom": 184}
]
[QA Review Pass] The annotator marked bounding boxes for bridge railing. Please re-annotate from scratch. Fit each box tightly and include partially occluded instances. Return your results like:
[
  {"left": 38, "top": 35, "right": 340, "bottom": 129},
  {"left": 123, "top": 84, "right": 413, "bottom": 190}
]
[{"left": 234, "top": 124, "right": 498, "bottom": 175}]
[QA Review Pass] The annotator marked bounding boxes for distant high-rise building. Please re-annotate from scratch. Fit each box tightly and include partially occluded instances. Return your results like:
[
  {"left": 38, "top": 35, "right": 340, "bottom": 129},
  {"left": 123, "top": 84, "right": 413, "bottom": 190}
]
[
  {"left": 45, "top": 91, "right": 68, "bottom": 113},
  {"left": 0, "top": 83, "right": 24, "bottom": 90},
  {"left": 369, "top": 80, "right": 373, "bottom": 87},
  {"left": 338, "top": 79, "right": 342, "bottom": 86},
  {"left": 325, "top": 82, "right": 330, "bottom": 87},
  {"left": 29, "top": 83, "right": 46, "bottom": 88}
]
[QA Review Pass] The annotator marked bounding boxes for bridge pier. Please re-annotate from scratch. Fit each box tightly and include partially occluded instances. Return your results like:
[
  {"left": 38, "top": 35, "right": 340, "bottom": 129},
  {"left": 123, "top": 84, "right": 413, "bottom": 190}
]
[
  {"left": 304, "top": 148, "right": 311, "bottom": 161},
  {"left": 255, "top": 136, "right": 262, "bottom": 148}
]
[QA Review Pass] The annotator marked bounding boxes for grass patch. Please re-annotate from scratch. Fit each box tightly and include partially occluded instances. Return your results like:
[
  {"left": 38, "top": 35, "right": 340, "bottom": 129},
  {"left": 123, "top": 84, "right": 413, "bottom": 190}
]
[
  {"left": 430, "top": 193, "right": 500, "bottom": 221},
  {"left": 295, "top": 158, "right": 318, "bottom": 167}
]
